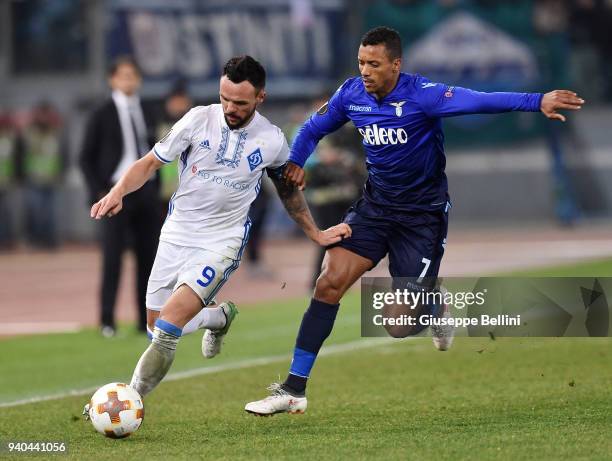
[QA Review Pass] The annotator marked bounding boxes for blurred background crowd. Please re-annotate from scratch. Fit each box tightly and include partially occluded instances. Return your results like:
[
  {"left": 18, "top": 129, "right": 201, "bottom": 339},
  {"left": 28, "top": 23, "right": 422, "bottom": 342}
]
[{"left": 1, "top": 0, "right": 611, "bottom": 253}]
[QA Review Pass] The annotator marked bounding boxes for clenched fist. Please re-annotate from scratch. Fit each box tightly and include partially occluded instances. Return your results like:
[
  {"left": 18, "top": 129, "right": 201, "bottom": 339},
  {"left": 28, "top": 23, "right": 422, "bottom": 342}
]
[
  {"left": 283, "top": 162, "right": 306, "bottom": 190},
  {"left": 90, "top": 189, "right": 123, "bottom": 220}
]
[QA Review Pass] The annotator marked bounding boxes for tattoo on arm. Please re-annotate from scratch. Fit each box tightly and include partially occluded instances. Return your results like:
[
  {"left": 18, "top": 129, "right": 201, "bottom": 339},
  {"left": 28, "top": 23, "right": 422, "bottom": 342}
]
[{"left": 271, "top": 176, "right": 318, "bottom": 238}]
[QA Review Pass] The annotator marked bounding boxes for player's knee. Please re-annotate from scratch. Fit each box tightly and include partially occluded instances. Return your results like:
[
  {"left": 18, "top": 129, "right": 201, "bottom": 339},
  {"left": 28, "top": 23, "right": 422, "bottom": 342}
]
[
  {"left": 159, "top": 285, "right": 203, "bottom": 328},
  {"left": 314, "top": 270, "right": 346, "bottom": 304},
  {"left": 383, "top": 321, "right": 428, "bottom": 338},
  {"left": 382, "top": 302, "right": 431, "bottom": 338},
  {"left": 384, "top": 323, "right": 406, "bottom": 338}
]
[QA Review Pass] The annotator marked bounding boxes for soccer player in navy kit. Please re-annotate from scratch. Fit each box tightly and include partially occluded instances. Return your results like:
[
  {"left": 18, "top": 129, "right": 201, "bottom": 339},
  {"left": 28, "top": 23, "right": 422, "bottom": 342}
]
[{"left": 245, "top": 26, "right": 584, "bottom": 415}]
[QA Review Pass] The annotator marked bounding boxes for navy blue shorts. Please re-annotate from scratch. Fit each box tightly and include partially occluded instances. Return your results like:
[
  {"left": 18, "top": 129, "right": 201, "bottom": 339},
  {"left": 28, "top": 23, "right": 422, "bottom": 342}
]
[{"left": 331, "top": 198, "right": 449, "bottom": 281}]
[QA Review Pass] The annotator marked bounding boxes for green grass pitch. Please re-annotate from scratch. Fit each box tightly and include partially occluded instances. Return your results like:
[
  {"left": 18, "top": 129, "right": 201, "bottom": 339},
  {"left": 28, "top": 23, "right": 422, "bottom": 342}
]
[{"left": 1, "top": 259, "right": 611, "bottom": 460}]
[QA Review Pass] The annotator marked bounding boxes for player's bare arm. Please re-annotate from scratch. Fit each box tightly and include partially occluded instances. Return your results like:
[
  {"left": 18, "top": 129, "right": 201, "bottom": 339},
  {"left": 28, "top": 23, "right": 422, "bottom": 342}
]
[
  {"left": 91, "top": 152, "right": 163, "bottom": 219},
  {"left": 540, "top": 90, "right": 584, "bottom": 122},
  {"left": 270, "top": 173, "right": 351, "bottom": 246}
]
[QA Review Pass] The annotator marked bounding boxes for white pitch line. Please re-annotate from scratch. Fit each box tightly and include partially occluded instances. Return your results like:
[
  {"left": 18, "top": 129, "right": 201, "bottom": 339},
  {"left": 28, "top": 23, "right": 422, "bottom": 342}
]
[{"left": 0, "top": 337, "right": 400, "bottom": 409}]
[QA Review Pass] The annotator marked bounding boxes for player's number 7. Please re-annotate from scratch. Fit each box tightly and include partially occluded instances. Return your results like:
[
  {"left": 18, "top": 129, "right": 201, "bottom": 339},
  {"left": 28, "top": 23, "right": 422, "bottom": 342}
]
[{"left": 417, "top": 257, "right": 431, "bottom": 283}]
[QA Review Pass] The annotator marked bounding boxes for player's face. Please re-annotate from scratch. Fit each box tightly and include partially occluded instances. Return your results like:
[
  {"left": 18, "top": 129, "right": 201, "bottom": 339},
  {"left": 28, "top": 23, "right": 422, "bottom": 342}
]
[
  {"left": 358, "top": 44, "right": 401, "bottom": 98},
  {"left": 219, "top": 76, "right": 265, "bottom": 130},
  {"left": 109, "top": 63, "right": 142, "bottom": 96}
]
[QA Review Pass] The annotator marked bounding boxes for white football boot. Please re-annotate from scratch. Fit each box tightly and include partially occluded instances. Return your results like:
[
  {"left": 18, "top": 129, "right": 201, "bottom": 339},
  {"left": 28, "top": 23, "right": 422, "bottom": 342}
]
[
  {"left": 202, "top": 302, "right": 238, "bottom": 359},
  {"left": 431, "top": 301, "right": 455, "bottom": 351},
  {"left": 245, "top": 383, "right": 307, "bottom": 416}
]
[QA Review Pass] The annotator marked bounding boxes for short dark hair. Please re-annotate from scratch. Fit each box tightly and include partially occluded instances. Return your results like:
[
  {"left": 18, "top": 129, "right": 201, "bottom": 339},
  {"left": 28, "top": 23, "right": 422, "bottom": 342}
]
[
  {"left": 361, "top": 26, "right": 402, "bottom": 60},
  {"left": 222, "top": 55, "right": 266, "bottom": 92},
  {"left": 108, "top": 55, "right": 141, "bottom": 77}
]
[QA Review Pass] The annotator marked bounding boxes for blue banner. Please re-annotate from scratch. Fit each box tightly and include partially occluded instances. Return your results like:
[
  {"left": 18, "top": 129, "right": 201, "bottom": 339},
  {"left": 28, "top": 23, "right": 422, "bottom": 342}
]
[{"left": 107, "top": 0, "right": 348, "bottom": 98}]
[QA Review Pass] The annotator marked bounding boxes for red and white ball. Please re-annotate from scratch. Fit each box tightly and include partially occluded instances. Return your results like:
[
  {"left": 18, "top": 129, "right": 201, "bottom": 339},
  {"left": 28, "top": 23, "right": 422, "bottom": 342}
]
[{"left": 88, "top": 383, "right": 144, "bottom": 438}]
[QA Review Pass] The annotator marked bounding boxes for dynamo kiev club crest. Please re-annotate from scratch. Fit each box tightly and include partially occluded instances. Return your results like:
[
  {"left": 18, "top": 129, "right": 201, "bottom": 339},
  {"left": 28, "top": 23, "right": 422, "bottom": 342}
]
[
  {"left": 247, "top": 148, "right": 263, "bottom": 171},
  {"left": 390, "top": 101, "right": 406, "bottom": 117}
]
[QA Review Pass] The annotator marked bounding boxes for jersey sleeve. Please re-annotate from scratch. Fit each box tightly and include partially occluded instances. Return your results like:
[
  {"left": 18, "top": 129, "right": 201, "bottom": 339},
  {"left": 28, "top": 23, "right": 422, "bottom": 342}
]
[
  {"left": 266, "top": 131, "right": 290, "bottom": 180},
  {"left": 152, "top": 107, "right": 201, "bottom": 164},
  {"left": 288, "top": 80, "right": 351, "bottom": 167},
  {"left": 415, "top": 77, "right": 543, "bottom": 118}
]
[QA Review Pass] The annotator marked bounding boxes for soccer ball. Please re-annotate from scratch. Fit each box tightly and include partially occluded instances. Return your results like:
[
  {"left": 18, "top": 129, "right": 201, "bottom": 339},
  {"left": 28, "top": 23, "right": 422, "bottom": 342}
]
[{"left": 87, "top": 383, "right": 144, "bottom": 438}]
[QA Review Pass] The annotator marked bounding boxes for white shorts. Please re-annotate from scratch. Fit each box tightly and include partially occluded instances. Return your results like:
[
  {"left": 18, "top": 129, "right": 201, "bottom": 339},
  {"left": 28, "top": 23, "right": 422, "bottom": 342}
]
[{"left": 146, "top": 241, "right": 240, "bottom": 311}]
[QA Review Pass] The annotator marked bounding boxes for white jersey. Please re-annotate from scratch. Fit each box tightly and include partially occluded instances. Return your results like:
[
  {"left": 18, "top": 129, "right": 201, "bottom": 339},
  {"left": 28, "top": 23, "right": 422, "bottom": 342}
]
[{"left": 152, "top": 104, "right": 288, "bottom": 260}]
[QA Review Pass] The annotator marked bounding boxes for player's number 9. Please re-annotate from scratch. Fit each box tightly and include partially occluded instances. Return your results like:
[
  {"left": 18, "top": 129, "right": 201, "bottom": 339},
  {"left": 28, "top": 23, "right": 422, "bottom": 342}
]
[{"left": 197, "top": 266, "right": 216, "bottom": 287}]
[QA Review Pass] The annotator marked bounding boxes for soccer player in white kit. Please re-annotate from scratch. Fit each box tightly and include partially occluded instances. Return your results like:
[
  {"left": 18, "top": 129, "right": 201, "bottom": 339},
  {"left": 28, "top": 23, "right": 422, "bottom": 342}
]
[{"left": 86, "top": 56, "right": 351, "bottom": 399}]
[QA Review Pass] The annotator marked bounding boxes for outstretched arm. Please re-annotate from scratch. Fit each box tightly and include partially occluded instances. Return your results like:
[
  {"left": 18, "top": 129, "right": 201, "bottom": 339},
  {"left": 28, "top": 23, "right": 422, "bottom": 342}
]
[
  {"left": 90, "top": 152, "right": 163, "bottom": 219},
  {"left": 419, "top": 81, "right": 584, "bottom": 121},
  {"left": 269, "top": 170, "right": 351, "bottom": 246}
]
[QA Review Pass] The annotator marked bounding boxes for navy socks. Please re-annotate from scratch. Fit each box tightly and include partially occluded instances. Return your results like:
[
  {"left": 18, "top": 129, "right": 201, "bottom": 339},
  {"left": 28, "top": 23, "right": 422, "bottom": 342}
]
[{"left": 283, "top": 298, "right": 339, "bottom": 395}]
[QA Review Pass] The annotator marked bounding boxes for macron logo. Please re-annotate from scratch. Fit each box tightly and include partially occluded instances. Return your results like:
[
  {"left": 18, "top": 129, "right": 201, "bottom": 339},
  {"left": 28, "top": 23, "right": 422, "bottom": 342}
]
[
  {"left": 349, "top": 104, "right": 372, "bottom": 112},
  {"left": 358, "top": 124, "right": 409, "bottom": 146}
]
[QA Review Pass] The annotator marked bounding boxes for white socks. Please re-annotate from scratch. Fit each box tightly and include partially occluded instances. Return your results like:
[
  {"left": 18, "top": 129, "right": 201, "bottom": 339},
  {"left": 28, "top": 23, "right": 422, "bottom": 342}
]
[{"left": 181, "top": 306, "right": 227, "bottom": 335}]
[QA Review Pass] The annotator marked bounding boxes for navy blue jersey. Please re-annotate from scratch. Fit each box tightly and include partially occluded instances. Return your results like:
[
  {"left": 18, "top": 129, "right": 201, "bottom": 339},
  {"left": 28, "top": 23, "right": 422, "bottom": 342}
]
[{"left": 290, "top": 73, "right": 543, "bottom": 211}]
